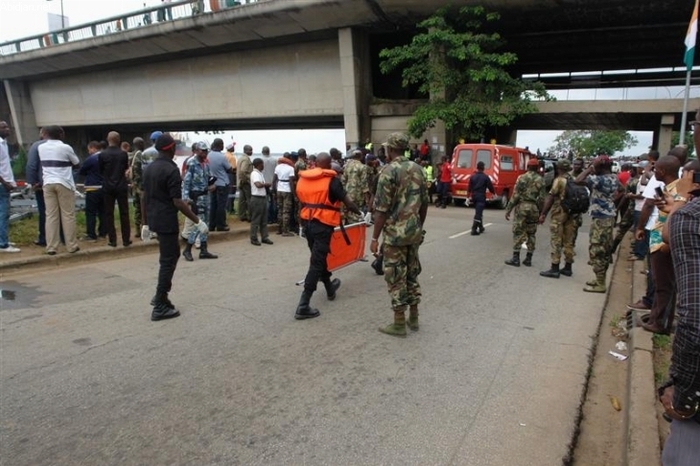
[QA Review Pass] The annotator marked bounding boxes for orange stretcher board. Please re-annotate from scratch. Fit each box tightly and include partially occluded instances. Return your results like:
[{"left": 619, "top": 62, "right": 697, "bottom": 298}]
[{"left": 326, "top": 222, "right": 367, "bottom": 272}]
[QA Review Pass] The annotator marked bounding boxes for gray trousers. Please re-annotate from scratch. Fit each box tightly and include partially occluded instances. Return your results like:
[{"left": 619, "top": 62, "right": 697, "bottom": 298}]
[
  {"left": 662, "top": 419, "right": 700, "bottom": 466},
  {"left": 249, "top": 195, "right": 269, "bottom": 241}
]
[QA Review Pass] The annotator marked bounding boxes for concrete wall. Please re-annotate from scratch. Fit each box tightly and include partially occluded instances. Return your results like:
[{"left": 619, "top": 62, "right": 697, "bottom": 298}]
[{"left": 29, "top": 39, "right": 343, "bottom": 127}]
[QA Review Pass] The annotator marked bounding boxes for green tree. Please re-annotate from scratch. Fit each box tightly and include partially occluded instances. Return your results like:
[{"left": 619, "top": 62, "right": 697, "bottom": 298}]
[
  {"left": 379, "top": 6, "right": 550, "bottom": 142},
  {"left": 11, "top": 147, "right": 26, "bottom": 180},
  {"left": 671, "top": 131, "right": 695, "bottom": 158},
  {"left": 547, "top": 130, "right": 638, "bottom": 158}
]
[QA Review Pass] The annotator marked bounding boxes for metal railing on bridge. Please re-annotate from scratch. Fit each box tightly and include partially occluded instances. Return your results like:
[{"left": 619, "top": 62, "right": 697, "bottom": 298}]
[{"left": 0, "top": 0, "right": 269, "bottom": 56}]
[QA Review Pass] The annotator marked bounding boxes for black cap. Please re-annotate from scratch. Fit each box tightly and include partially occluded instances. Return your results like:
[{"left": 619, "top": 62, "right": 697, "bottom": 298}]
[{"left": 155, "top": 133, "right": 176, "bottom": 151}]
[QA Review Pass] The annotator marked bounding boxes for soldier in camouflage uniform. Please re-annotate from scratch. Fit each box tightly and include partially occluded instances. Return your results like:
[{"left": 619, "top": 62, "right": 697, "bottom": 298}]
[
  {"left": 504, "top": 158, "right": 545, "bottom": 267},
  {"left": 610, "top": 166, "right": 638, "bottom": 254},
  {"left": 341, "top": 149, "right": 370, "bottom": 224},
  {"left": 237, "top": 145, "right": 253, "bottom": 222},
  {"left": 294, "top": 149, "right": 309, "bottom": 234},
  {"left": 181, "top": 141, "right": 218, "bottom": 261},
  {"left": 538, "top": 159, "right": 581, "bottom": 278},
  {"left": 371, "top": 133, "right": 429, "bottom": 338},
  {"left": 571, "top": 158, "right": 585, "bottom": 248},
  {"left": 574, "top": 156, "right": 620, "bottom": 293},
  {"left": 130, "top": 133, "right": 160, "bottom": 235}
]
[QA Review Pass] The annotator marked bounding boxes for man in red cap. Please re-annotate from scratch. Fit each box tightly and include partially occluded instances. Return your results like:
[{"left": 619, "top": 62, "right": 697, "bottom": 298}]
[{"left": 504, "top": 157, "right": 545, "bottom": 267}]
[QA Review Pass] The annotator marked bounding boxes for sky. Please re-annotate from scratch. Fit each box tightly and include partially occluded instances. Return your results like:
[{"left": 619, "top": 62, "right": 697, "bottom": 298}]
[{"left": 0, "top": 0, "right": 690, "bottom": 156}]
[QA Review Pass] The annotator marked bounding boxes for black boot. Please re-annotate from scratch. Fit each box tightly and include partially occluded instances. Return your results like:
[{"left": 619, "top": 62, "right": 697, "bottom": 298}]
[
  {"left": 560, "top": 262, "right": 573, "bottom": 277},
  {"left": 478, "top": 221, "right": 485, "bottom": 233},
  {"left": 151, "top": 293, "right": 180, "bottom": 321},
  {"left": 522, "top": 252, "right": 533, "bottom": 267},
  {"left": 295, "top": 289, "right": 320, "bottom": 320},
  {"left": 323, "top": 278, "right": 341, "bottom": 301},
  {"left": 150, "top": 292, "right": 175, "bottom": 309},
  {"left": 505, "top": 252, "right": 520, "bottom": 267},
  {"left": 199, "top": 242, "right": 218, "bottom": 259},
  {"left": 611, "top": 237, "right": 621, "bottom": 254},
  {"left": 371, "top": 255, "right": 384, "bottom": 275},
  {"left": 539, "top": 263, "right": 560, "bottom": 278},
  {"left": 470, "top": 221, "right": 480, "bottom": 236},
  {"left": 182, "top": 242, "right": 194, "bottom": 261}
]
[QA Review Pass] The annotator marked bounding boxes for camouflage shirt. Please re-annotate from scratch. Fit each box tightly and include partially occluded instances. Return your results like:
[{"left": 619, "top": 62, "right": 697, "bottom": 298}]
[
  {"left": 506, "top": 171, "right": 544, "bottom": 213},
  {"left": 182, "top": 157, "right": 211, "bottom": 201},
  {"left": 341, "top": 159, "right": 369, "bottom": 206},
  {"left": 295, "top": 159, "right": 308, "bottom": 177},
  {"left": 131, "top": 146, "right": 159, "bottom": 190},
  {"left": 586, "top": 173, "right": 620, "bottom": 219},
  {"left": 374, "top": 157, "right": 429, "bottom": 246}
]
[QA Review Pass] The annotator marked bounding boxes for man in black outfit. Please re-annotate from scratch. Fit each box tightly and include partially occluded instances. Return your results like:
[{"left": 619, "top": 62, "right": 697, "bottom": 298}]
[
  {"left": 468, "top": 161, "right": 495, "bottom": 236},
  {"left": 98, "top": 131, "right": 132, "bottom": 247},
  {"left": 141, "top": 134, "right": 209, "bottom": 321}
]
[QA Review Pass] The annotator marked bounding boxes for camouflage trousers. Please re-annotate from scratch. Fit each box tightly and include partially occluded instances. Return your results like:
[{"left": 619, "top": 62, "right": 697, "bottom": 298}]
[
  {"left": 132, "top": 188, "right": 142, "bottom": 231},
  {"left": 187, "top": 196, "right": 210, "bottom": 244},
  {"left": 276, "top": 191, "right": 293, "bottom": 233},
  {"left": 512, "top": 202, "right": 539, "bottom": 252},
  {"left": 383, "top": 243, "right": 422, "bottom": 311},
  {"left": 572, "top": 213, "right": 583, "bottom": 248},
  {"left": 343, "top": 196, "right": 365, "bottom": 225},
  {"left": 613, "top": 205, "right": 634, "bottom": 245},
  {"left": 588, "top": 217, "right": 615, "bottom": 274},
  {"left": 549, "top": 208, "right": 578, "bottom": 265}
]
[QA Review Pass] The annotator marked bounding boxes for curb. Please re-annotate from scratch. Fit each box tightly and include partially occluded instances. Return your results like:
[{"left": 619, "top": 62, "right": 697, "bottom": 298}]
[
  {"left": 624, "top": 259, "right": 661, "bottom": 466},
  {"left": 0, "top": 226, "right": 252, "bottom": 277}
]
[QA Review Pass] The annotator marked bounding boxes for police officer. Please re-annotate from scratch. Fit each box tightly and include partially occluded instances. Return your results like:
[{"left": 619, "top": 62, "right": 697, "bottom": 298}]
[
  {"left": 140, "top": 134, "right": 209, "bottom": 321},
  {"left": 182, "top": 141, "right": 218, "bottom": 261},
  {"left": 538, "top": 159, "right": 580, "bottom": 278},
  {"left": 370, "top": 133, "right": 429, "bottom": 337},
  {"left": 294, "top": 153, "right": 361, "bottom": 320},
  {"left": 468, "top": 161, "right": 495, "bottom": 235},
  {"left": 504, "top": 158, "right": 545, "bottom": 267}
]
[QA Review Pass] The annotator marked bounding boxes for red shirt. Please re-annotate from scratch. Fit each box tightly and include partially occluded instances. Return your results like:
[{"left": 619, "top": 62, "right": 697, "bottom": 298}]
[
  {"left": 420, "top": 143, "right": 430, "bottom": 156},
  {"left": 439, "top": 163, "right": 452, "bottom": 183},
  {"left": 617, "top": 171, "right": 630, "bottom": 186}
]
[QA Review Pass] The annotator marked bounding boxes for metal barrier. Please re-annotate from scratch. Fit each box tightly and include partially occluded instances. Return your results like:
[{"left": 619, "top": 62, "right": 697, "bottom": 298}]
[{"left": 0, "top": 0, "right": 268, "bottom": 56}]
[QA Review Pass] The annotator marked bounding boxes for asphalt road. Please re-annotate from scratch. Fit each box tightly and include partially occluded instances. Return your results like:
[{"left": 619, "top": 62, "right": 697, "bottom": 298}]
[{"left": 0, "top": 206, "right": 605, "bottom": 466}]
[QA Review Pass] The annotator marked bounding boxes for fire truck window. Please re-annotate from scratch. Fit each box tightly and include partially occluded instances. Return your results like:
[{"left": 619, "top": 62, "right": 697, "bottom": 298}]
[
  {"left": 501, "top": 156, "right": 514, "bottom": 171},
  {"left": 476, "top": 150, "right": 492, "bottom": 169},
  {"left": 519, "top": 153, "right": 526, "bottom": 170},
  {"left": 457, "top": 149, "right": 473, "bottom": 168}
]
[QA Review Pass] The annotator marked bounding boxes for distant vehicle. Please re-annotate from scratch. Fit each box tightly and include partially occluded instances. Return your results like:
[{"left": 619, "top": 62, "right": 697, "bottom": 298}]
[
  {"left": 611, "top": 161, "right": 621, "bottom": 174},
  {"left": 449, "top": 144, "right": 534, "bottom": 209}
]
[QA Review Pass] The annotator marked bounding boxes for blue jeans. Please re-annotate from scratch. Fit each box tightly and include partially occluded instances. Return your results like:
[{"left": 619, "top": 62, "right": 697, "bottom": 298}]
[
  {"left": 437, "top": 181, "right": 450, "bottom": 204},
  {"left": 0, "top": 186, "right": 10, "bottom": 248}
]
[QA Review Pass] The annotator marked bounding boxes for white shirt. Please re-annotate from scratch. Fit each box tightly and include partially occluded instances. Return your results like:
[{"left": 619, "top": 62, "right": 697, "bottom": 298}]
[
  {"left": 0, "top": 137, "right": 15, "bottom": 187},
  {"left": 634, "top": 177, "right": 646, "bottom": 212},
  {"left": 642, "top": 175, "right": 664, "bottom": 230},
  {"left": 250, "top": 169, "right": 267, "bottom": 196},
  {"left": 38, "top": 139, "right": 79, "bottom": 191},
  {"left": 274, "top": 163, "right": 295, "bottom": 193}
]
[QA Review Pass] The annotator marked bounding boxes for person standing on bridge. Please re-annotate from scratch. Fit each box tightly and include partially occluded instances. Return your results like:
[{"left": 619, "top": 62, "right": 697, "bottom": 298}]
[
  {"left": 371, "top": 133, "right": 429, "bottom": 337},
  {"left": 237, "top": 145, "right": 253, "bottom": 222},
  {"left": 0, "top": 120, "right": 20, "bottom": 253},
  {"left": 468, "top": 161, "right": 495, "bottom": 235},
  {"left": 99, "top": 131, "right": 132, "bottom": 247},
  {"left": 504, "top": 158, "right": 545, "bottom": 267},
  {"left": 141, "top": 133, "right": 209, "bottom": 321}
]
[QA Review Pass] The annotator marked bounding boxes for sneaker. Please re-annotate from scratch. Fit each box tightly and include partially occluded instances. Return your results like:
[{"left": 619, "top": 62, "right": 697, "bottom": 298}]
[
  {"left": 0, "top": 245, "right": 20, "bottom": 253},
  {"left": 626, "top": 300, "right": 650, "bottom": 311}
]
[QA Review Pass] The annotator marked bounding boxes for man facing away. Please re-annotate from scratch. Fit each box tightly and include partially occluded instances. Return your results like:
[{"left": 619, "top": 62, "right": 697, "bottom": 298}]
[
  {"left": 341, "top": 149, "right": 370, "bottom": 224},
  {"left": 78, "top": 141, "right": 106, "bottom": 241},
  {"left": 25, "top": 128, "right": 48, "bottom": 247},
  {"left": 468, "top": 161, "right": 495, "bottom": 235},
  {"left": 237, "top": 145, "right": 253, "bottom": 222},
  {"left": 273, "top": 156, "right": 296, "bottom": 236},
  {"left": 206, "top": 138, "right": 233, "bottom": 231},
  {"left": 504, "top": 158, "right": 545, "bottom": 267},
  {"left": 98, "top": 131, "right": 131, "bottom": 247},
  {"left": 131, "top": 132, "right": 161, "bottom": 234},
  {"left": 370, "top": 133, "right": 429, "bottom": 337}
]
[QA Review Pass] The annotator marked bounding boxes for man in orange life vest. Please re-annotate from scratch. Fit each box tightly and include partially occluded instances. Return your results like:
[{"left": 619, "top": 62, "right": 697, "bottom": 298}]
[{"left": 294, "top": 152, "right": 362, "bottom": 320}]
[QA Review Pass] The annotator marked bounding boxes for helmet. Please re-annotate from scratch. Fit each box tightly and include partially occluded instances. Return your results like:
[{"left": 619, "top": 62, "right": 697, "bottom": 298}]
[
  {"left": 149, "top": 131, "right": 163, "bottom": 142},
  {"left": 527, "top": 158, "right": 539, "bottom": 167}
]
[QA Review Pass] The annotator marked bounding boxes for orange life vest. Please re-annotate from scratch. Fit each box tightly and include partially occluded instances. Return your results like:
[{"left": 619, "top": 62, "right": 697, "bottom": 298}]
[{"left": 297, "top": 168, "right": 341, "bottom": 227}]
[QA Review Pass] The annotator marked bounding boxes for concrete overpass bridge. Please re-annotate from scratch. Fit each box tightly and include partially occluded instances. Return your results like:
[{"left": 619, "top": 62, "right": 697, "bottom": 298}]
[{"left": 0, "top": 0, "right": 697, "bottom": 154}]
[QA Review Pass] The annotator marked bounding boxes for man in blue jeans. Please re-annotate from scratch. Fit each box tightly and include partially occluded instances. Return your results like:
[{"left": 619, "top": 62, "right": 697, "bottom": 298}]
[
  {"left": 468, "top": 161, "right": 495, "bottom": 235},
  {"left": 206, "top": 138, "right": 233, "bottom": 231},
  {"left": 0, "top": 120, "right": 20, "bottom": 253}
]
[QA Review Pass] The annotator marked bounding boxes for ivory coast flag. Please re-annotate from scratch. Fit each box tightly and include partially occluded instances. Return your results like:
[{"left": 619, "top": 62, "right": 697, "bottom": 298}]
[{"left": 685, "top": 0, "right": 699, "bottom": 70}]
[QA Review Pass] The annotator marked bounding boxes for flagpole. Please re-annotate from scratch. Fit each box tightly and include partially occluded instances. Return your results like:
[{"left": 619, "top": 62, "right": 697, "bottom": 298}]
[{"left": 680, "top": 69, "right": 692, "bottom": 144}]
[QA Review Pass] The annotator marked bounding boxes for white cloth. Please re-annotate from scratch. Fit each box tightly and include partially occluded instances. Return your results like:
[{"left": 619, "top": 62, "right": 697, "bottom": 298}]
[
  {"left": 634, "top": 177, "right": 646, "bottom": 212},
  {"left": 250, "top": 169, "right": 266, "bottom": 196},
  {"left": 38, "top": 139, "right": 79, "bottom": 191},
  {"left": 0, "top": 137, "right": 15, "bottom": 187},
  {"left": 274, "top": 164, "right": 295, "bottom": 193},
  {"left": 642, "top": 174, "right": 664, "bottom": 230}
]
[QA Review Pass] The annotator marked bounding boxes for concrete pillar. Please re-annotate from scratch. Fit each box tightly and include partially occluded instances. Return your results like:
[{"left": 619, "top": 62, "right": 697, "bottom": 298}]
[
  {"left": 338, "top": 28, "right": 371, "bottom": 150},
  {"left": 655, "top": 114, "right": 674, "bottom": 154},
  {"left": 2, "top": 80, "right": 38, "bottom": 149}
]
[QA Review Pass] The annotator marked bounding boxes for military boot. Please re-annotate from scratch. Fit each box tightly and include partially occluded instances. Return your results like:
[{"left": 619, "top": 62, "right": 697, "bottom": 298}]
[
  {"left": 470, "top": 221, "right": 480, "bottom": 236},
  {"left": 379, "top": 310, "right": 407, "bottom": 337},
  {"left": 407, "top": 305, "right": 419, "bottom": 331},
  {"left": 584, "top": 273, "right": 607, "bottom": 293},
  {"left": 611, "top": 237, "right": 621, "bottom": 254},
  {"left": 505, "top": 252, "right": 520, "bottom": 267},
  {"left": 323, "top": 278, "right": 341, "bottom": 301},
  {"left": 539, "top": 263, "right": 560, "bottom": 278},
  {"left": 151, "top": 294, "right": 180, "bottom": 322},
  {"left": 150, "top": 292, "right": 175, "bottom": 310},
  {"left": 294, "top": 289, "right": 320, "bottom": 320},
  {"left": 522, "top": 252, "right": 533, "bottom": 267},
  {"left": 560, "top": 262, "right": 573, "bottom": 277},
  {"left": 182, "top": 242, "right": 194, "bottom": 262},
  {"left": 199, "top": 242, "right": 218, "bottom": 259}
]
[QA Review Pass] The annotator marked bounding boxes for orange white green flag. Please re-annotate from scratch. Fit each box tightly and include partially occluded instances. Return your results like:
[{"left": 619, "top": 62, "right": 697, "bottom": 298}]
[{"left": 685, "top": 0, "right": 699, "bottom": 70}]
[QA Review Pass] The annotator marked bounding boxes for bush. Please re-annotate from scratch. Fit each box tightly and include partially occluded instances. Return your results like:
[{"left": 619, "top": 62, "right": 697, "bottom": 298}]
[{"left": 11, "top": 146, "right": 26, "bottom": 180}]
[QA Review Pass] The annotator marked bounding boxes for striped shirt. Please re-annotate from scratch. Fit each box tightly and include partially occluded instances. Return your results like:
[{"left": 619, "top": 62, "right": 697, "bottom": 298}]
[{"left": 38, "top": 139, "right": 79, "bottom": 191}]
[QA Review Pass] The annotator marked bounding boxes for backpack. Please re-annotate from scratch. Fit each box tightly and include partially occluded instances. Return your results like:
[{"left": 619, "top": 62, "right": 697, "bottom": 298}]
[{"left": 561, "top": 178, "right": 590, "bottom": 214}]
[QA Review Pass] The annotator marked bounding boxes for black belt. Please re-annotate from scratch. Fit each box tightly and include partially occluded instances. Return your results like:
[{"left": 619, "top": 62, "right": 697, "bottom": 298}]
[{"left": 252, "top": 195, "right": 266, "bottom": 198}]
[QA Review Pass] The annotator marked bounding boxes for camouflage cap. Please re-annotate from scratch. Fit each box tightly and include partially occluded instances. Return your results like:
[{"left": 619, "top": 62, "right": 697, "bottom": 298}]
[
  {"left": 556, "top": 159, "right": 572, "bottom": 171},
  {"left": 382, "top": 132, "right": 409, "bottom": 150}
]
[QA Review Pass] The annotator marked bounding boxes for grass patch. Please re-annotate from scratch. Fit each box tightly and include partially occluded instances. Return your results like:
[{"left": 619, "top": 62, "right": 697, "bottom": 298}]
[
  {"left": 608, "top": 314, "right": 622, "bottom": 329},
  {"left": 652, "top": 333, "right": 672, "bottom": 350}
]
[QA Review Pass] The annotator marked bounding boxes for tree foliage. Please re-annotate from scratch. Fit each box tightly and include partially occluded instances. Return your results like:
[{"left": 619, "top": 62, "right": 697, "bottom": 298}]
[
  {"left": 547, "top": 130, "right": 638, "bottom": 157},
  {"left": 671, "top": 131, "right": 695, "bottom": 158},
  {"left": 379, "top": 6, "right": 551, "bottom": 141}
]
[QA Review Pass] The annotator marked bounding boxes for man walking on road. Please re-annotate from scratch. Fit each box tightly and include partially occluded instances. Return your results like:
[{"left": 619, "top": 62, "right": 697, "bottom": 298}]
[
  {"left": 505, "top": 158, "right": 544, "bottom": 267},
  {"left": 371, "top": 133, "right": 429, "bottom": 337},
  {"left": 237, "top": 145, "right": 253, "bottom": 222},
  {"left": 99, "top": 131, "right": 132, "bottom": 247},
  {"left": 141, "top": 134, "right": 209, "bottom": 321},
  {"left": 468, "top": 161, "right": 495, "bottom": 235},
  {"left": 294, "top": 153, "right": 361, "bottom": 320}
]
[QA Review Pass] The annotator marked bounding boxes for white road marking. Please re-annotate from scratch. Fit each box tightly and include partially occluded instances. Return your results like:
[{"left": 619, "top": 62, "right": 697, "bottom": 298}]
[{"left": 449, "top": 223, "right": 493, "bottom": 239}]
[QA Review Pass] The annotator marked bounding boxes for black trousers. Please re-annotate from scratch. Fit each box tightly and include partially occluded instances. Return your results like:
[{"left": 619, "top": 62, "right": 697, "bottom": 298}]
[
  {"left": 473, "top": 194, "right": 486, "bottom": 223},
  {"left": 209, "top": 185, "right": 229, "bottom": 229},
  {"left": 35, "top": 189, "right": 47, "bottom": 244},
  {"left": 156, "top": 232, "right": 180, "bottom": 295},
  {"left": 85, "top": 190, "right": 106, "bottom": 239},
  {"left": 103, "top": 189, "right": 131, "bottom": 244},
  {"left": 303, "top": 220, "right": 334, "bottom": 293}
]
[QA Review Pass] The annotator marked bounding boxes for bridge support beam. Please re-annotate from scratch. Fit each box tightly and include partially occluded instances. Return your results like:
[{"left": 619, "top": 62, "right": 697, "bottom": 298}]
[
  {"left": 2, "top": 80, "right": 37, "bottom": 149},
  {"left": 338, "top": 28, "right": 371, "bottom": 150},
  {"left": 653, "top": 114, "right": 674, "bottom": 154}
]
